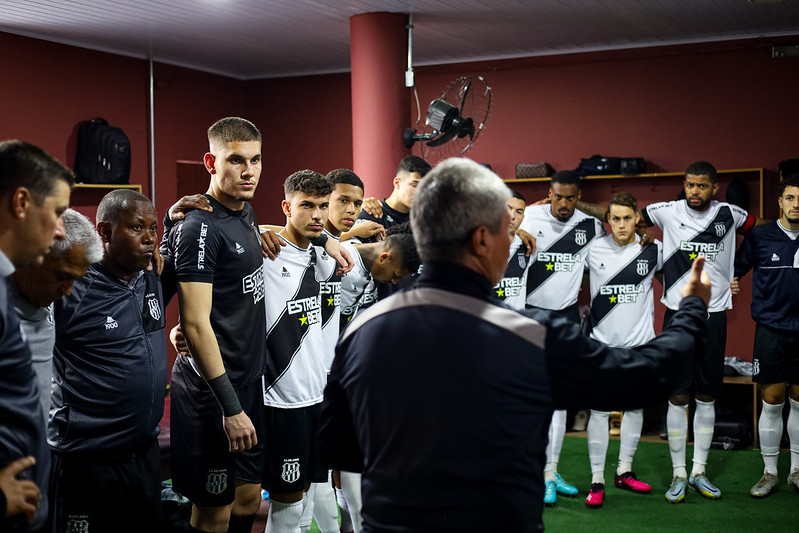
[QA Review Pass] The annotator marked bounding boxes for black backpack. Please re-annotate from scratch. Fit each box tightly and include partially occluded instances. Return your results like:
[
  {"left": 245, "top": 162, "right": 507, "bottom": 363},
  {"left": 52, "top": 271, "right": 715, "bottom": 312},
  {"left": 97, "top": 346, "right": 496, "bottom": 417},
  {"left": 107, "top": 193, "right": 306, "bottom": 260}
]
[{"left": 74, "top": 118, "right": 131, "bottom": 184}]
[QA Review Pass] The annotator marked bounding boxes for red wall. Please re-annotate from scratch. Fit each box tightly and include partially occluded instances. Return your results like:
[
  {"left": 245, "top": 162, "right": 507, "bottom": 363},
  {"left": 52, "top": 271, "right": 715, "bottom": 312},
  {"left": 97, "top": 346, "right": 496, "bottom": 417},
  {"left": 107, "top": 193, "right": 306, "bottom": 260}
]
[{"left": 3, "top": 30, "right": 798, "bottom": 364}]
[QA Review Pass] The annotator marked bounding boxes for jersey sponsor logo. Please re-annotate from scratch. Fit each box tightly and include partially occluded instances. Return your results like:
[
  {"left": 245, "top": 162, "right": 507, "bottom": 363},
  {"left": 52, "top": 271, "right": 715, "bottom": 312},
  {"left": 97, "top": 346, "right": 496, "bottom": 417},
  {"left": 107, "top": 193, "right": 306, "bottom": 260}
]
[
  {"left": 66, "top": 518, "right": 90, "bottom": 533},
  {"left": 637, "top": 259, "right": 649, "bottom": 276},
  {"left": 147, "top": 296, "right": 162, "bottom": 320},
  {"left": 287, "top": 295, "right": 321, "bottom": 326},
  {"left": 320, "top": 280, "right": 341, "bottom": 308},
  {"left": 494, "top": 276, "right": 524, "bottom": 299},
  {"left": 235, "top": 242, "right": 245, "bottom": 254},
  {"left": 599, "top": 283, "right": 646, "bottom": 303},
  {"left": 105, "top": 316, "right": 118, "bottom": 329},
  {"left": 206, "top": 471, "right": 228, "bottom": 495},
  {"left": 591, "top": 244, "right": 658, "bottom": 327},
  {"left": 537, "top": 251, "right": 582, "bottom": 272},
  {"left": 242, "top": 265, "right": 265, "bottom": 305},
  {"left": 281, "top": 459, "right": 301, "bottom": 484},
  {"left": 678, "top": 241, "right": 724, "bottom": 261},
  {"left": 197, "top": 222, "right": 209, "bottom": 270}
]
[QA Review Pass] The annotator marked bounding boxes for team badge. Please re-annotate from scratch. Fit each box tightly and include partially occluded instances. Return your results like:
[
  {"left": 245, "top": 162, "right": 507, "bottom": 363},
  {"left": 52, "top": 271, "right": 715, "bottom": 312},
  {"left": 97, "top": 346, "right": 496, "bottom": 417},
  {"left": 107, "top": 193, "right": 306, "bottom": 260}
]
[
  {"left": 206, "top": 472, "right": 228, "bottom": 495},
  {"left": 147, "top": 297, "right": 161, "bottom": 320},
  {"left": 66, "top": 519, "right": 90, "bottom": 533},
  {"left": 517, "top": 254, "right": 527, "bottom": 269},
  {"left": 281, "top": 461, "right": 301, "bottom": 483},
  {"left": 636, "top": 259, "right": 649, "bottom": 276},
  {"left": 574, "top": 229, "right": 587, "bottom": 246},
  {"left": 714, "top": 222, "right": 726, "bottom": 237}
]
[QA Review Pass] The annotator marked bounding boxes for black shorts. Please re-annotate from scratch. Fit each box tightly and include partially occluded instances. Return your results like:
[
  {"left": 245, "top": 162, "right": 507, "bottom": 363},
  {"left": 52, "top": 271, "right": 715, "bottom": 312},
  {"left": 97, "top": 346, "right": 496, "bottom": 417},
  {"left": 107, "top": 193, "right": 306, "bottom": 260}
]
[
  {"left": 52, "top": 439, "right": 161, "bottom": 533},
  {"left": 665, "top": 308, "right": 726, "bottom": 397},
  {"left": 170, "top": 356, "right": 264, "bottom": 507},
  {"left": 262, "top": 403, "right": 327, "bottom": 494},
  {"left": 752, "top": 323, "right": 799, "bottom": 385}
]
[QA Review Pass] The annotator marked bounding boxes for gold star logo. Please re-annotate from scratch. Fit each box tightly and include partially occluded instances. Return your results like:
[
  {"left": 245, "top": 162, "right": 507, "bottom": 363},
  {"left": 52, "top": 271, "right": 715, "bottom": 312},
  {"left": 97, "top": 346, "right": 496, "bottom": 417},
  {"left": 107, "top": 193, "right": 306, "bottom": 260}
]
[
  {"left": 496, "top": 288, "right": 505, "bottom": 297},
  {"left": 689, "top": 252, "right": 698, "bottom": 260},
  {"left": 609, "top": 295, "right": 617, "bottom": 304},
  {"left": 299, "top": 314, "right": 308, "bottom": 326},
  {"left": 327, "top": 296, "right": 335, "bottom": 306},
  {"left": 546, "top": 263, "right": 554, "bottom": 271}
]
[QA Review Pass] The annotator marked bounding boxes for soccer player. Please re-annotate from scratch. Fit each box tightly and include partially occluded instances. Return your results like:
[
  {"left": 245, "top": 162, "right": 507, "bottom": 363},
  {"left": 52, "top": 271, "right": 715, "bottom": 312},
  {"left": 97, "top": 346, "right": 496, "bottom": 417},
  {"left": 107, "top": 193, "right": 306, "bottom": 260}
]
[
  {"left": 639, "top": 161, "right": 758, "bottom": 503},
  {"left": 492, "top": 190, "right": 530, "bottom": 310},
  {"left": 583, "top": 192, "right": 663, "bottom": 508},
  {"left": 261, "top": 170, "right": 336, "bottom": 533},
  {"left": 734, "top": 174, "right": 799, "bottom": 498},
  {"left": 325, "top": 169, "right": 384, "bottom": 243},
  {"left": 518, "top": 170, "right": 605, "bottom": 505},
  {"left": 166, "top": 117, "right": 266, "bottom": 533}
]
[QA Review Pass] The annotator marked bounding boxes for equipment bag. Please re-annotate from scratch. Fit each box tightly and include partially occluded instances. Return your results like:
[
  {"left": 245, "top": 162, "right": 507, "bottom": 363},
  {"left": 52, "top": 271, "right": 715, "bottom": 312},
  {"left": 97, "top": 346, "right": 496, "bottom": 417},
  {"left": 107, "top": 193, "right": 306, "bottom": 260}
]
[
  {"left": 574, "top": 155, "right": 646, "bottom": 177},
  {"left": 74, "top": 118, "right": 131, "bottom": 184}
]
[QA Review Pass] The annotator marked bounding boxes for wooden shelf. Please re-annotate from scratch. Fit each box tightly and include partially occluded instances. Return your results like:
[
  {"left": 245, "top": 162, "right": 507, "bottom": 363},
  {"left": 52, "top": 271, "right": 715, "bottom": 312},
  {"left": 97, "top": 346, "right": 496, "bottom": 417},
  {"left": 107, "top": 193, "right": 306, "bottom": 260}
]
[{"left": 74, "top": 183, "right": 142, "bottom": 192}]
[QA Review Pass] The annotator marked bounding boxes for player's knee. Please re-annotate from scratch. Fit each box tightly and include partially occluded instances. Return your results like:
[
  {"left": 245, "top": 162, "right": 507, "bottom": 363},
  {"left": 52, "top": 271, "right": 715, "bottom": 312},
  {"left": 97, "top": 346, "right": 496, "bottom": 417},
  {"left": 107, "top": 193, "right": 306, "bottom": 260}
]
[
  {"left": 695, "top": 392, "right": 715, "bottom": 403},
  {"left": 269, "top": 490, "right": 304, "bottom": 504},
  {"left": 232, "top": 483, "right": 262, "bottom": 515},
  {"left": 670, "top": 394, "right": 690, "bottom": 406},
  {"left": 759, "top": 383, "right": 787, "bottom": 405},
  {"left": 191, "top": 503, "right": 234, "bottom": 533}
]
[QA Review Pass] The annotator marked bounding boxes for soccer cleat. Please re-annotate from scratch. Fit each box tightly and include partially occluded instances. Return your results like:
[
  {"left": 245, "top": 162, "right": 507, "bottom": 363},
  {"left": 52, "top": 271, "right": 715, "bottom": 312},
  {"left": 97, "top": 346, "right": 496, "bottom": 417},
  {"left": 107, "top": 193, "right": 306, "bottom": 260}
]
[
  {"left": 615, "top": 471, "right": 652, "bottom": 494},
  {"left": 554, "top": 472, "right": 579, "bottom": 496},
  {"left": 787, "top": 470, "right": 799, "bottom": 492},
  {"left": 585, "top": 483, "right": 605, "bottom": 508},
  {"left": 665, "top": 477, "right": 687, "bottom": 504},
  {"left": 689, "top": 473, "right": 722, "bottom": 500},
  {"left": 750, "top": 473, "right": 779, "bottom": 498},
  {"left": 544, "top": 480, "right": 557, "bottom": 507}
]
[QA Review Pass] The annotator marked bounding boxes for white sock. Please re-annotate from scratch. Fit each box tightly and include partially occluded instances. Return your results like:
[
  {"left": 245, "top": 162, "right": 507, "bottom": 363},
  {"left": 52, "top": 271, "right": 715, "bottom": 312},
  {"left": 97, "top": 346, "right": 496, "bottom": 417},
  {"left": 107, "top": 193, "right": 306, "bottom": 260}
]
[
  {"left": 667, "top": 402, "right": 688, "bottom": 478},
  {"left": 311, "top": 476, "right": 339, "bottom": 533},
  {"left": 265, "top": 499, "right": 303, "bottom": 533},
  {"left": 691, "top": 399, "right": 716, "bottom": 477},
  {"left": 759, "top": 401, "right": 784, "bottom": 476},
  {"left": 335, "top": 487, "right": 353, "bottom": 532},
  {"left": 339, "top": 471, "right": 363, "bottom": 533},
  {"left": 545, "top": 409, "right": 567, "bottom": 476},
  {"left": 617, "top": 409, "right": 643, "bottom": 474},
  {"left": 587, "top": 410, "right": 609, "bottom": 485},
  {"left": 298, "top": 489, "right": 314, "bottom": 533},
  {"left": 789, "top": 398, "right": 799, "bottom": 474}
]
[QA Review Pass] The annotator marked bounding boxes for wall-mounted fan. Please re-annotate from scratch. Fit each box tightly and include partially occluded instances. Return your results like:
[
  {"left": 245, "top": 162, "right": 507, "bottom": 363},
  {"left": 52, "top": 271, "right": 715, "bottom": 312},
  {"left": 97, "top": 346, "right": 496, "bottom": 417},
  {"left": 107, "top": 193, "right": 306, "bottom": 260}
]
[{"left": 402, "top": 75, "right": 491, "bottom": 165}]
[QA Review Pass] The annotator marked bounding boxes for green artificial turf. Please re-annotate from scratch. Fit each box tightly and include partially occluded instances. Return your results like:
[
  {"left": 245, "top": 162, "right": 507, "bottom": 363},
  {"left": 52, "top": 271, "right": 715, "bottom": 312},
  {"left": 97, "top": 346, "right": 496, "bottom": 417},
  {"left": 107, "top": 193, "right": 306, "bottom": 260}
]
[{"left": 542, "top": 435, "right": 795, "bottom": 532}]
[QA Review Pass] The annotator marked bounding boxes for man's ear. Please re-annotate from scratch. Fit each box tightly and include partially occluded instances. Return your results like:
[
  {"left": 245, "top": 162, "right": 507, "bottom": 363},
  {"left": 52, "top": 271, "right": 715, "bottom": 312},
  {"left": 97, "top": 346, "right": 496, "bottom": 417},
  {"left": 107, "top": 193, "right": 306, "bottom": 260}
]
[
  {"left": 10, "top": 186, "right": 32, "bottom": 220},
  {"left": 377, "top": 251, "right": 392, "bottom": 264},
  {"left": 281, "top": 199, "right": 291, "bottom": 218},
  {"left": 96, "top": 221, "right": 112, "bottom": 244},
  {"left": 470, "top": 226, "right": 490, "bottom": 258},
  {"left": 635, "top": 212, "right": 642, "bottom": 225},
  {"left": 712, "top": 182, "right": 720, "bottom": 196},
  {"left": 203, "top": 152, "right": 216, "bottom": 174},
  {"left": 393, "top": 175, "right": 402, "bottom": 190}
]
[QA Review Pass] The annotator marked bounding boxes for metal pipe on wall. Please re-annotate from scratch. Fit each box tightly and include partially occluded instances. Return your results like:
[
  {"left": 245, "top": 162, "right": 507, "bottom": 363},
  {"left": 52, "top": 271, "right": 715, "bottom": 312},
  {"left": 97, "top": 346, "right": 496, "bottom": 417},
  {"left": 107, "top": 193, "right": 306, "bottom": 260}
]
[{"left": 148, "top": 55, "right": 156, "bottom": 207}]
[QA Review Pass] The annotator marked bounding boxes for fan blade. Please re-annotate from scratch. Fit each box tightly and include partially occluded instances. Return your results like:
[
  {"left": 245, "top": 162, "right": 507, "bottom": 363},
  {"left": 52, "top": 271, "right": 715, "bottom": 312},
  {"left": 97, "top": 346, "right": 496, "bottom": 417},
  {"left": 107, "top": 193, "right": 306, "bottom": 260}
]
[
  {"left": 426, "top": 129, "right": 457, "bottom": 148},
  {"left": 459, "top": 81, "right": 471, "bottom": 115},
  {"left": 458, "top": 117, "right": 475, "bottom": 140}
]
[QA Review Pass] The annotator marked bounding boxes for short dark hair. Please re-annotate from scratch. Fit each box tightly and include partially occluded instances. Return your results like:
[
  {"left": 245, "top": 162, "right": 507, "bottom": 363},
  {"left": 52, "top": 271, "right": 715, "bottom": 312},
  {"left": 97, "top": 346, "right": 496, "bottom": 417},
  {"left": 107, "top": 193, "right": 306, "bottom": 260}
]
[
  {"left": 397, "top": 156, "right": 432, "bottom": 177},
  {"left": 96, "top": 189, "right": 153, "bottom": 225},
  {"left": 384, "top": 222, "right": 421, "bottom": 274},
  {"left": 510, "top": 189, "right": 526, "bottom": 203},
  {"left": 608, "top": 191, "right": 638, "bottom": 213},
  {"left": 326, "top": 168, "right": 364, "bottom": 191},
  {"left": 284, "top": 170, "right": 333, "bottom": 199},
  {"left": 778, "top": 174, "right": 799, "bottom": 197},
  {"left": 0, "top": 140, "right": 74, "bottom": 204},
  {"left": 685, "top": 161, "right": 718, "bottom": 183},
  {"left": 551, "top": 170, "right": 581, "bottom": 188},
  {"left": 208, "top": 117, "right": 261, "bottom": 146}
]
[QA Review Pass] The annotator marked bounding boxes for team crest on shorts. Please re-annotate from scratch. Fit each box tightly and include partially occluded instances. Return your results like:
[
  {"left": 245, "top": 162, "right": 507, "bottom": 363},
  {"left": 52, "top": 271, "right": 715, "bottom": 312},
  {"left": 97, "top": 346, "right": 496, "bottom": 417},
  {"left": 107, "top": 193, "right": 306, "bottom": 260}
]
[
  {"left": 753, "top": 359, "right": 760, "bottom": 376},
  {"left": 206, "top": 472, "right": 228, "bottom": 494},
  {"left": 66, "top": 518, "right": 90, "bottom": 533},
  {"left": 282, "top": 460, "right": 301, "bottom": 483},
  {"left": 147, "top": 297, "right": 161, "bottom": 320}
]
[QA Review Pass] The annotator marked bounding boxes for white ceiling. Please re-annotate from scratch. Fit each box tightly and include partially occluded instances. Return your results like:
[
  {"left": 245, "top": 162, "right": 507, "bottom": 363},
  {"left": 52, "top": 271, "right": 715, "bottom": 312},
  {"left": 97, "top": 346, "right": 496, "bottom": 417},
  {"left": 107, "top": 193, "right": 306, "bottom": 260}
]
[{"left": 2, "top": 0, "right": 799, "bottom": 80}]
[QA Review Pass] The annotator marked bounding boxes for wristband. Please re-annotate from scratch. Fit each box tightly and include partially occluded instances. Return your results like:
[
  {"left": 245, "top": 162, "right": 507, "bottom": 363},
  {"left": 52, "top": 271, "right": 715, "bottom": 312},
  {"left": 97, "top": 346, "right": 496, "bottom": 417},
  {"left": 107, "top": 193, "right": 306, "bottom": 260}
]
[
  {"left": 311, "top": 233, "right": 328, "bottom": 247},
  {"left": 207, "top": 374, "right": 243, "bottom": 417}
]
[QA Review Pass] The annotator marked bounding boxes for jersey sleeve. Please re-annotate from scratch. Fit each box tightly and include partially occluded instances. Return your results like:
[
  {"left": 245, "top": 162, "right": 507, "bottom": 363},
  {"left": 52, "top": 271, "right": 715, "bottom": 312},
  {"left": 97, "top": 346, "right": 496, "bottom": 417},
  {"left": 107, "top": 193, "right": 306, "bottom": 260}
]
[
  {"left": 171, "top": 213, "right": 221, "bottom": 283},
  {"left": 731, "top": 204, "right": 756, "bottom": 235},
  {"left": 640, "top": 201, "right": 668, "bottom": 228}
]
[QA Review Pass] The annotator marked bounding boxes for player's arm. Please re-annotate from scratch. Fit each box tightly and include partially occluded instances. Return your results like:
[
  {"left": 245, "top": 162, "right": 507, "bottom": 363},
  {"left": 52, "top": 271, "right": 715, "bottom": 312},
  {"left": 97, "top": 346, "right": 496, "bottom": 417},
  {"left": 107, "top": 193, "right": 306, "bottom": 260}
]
[
  {"left": 340, "top": 221, "right": 385, "bottom": 242},
  {"left": 576, "top": 200, "right": 608, "bottom": 220},
  {"left": 177, "top": 281, "right": 257, "bottom": 453},
  {"left": 360, "top": 197, "right": 383, "bottom": 218},
  {"left": 0, "top": 456, "right": 40, "bottom": 523},
  {"left": 515, "top": 229, "right": 536, "bottom": 256}
]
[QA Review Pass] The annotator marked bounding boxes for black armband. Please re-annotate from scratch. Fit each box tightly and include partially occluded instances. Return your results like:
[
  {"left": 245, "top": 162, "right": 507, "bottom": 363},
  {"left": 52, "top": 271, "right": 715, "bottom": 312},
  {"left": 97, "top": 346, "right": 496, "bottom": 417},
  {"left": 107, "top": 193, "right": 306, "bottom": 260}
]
[
  {"left": 207, "top": 374, "right": 243, "bottom": 417},
  {"left": 311, "top": 233, "right": 328, "bottom": 247}
]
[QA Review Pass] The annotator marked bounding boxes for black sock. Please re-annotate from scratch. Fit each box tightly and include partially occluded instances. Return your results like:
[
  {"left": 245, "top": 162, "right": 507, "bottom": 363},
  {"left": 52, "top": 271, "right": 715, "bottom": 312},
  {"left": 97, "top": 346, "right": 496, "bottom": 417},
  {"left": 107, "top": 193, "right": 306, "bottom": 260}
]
[{"left": 227, "top": 513, "right": 256, "bottom": 533}]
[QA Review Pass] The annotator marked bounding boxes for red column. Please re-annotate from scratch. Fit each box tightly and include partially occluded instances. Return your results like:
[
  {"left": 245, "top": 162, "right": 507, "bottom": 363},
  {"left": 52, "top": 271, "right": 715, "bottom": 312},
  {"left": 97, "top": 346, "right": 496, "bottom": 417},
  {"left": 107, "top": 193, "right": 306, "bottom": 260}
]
[{"left": 350, "top": 12, "right": 410, "bottom": 199}]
